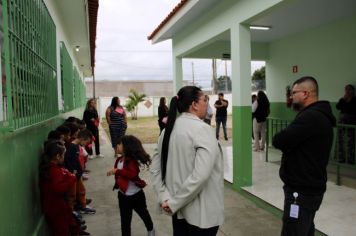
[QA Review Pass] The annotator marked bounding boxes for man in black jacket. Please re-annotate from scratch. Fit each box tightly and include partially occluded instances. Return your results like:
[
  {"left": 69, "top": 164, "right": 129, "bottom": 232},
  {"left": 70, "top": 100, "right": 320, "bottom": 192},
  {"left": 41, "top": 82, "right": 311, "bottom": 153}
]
[{"left": 273, "top": 76, "right": 336, "bottom": 236}]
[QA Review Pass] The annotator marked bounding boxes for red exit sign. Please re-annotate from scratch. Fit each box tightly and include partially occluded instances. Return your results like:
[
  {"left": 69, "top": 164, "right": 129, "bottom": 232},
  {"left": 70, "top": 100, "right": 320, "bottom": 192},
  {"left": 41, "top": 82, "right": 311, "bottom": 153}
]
[{"left": 292, "top": 65, "right": 298, "bottom": 73}]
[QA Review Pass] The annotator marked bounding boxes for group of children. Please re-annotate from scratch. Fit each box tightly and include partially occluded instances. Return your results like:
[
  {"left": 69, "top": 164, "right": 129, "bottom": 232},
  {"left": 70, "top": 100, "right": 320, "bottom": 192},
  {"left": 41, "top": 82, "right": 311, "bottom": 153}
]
[
  {"left": 40, "top": 115, "right": 156, "bottom": 236},
  {"left": 40, "top": 116, "right": 98, "bottom": 236}
]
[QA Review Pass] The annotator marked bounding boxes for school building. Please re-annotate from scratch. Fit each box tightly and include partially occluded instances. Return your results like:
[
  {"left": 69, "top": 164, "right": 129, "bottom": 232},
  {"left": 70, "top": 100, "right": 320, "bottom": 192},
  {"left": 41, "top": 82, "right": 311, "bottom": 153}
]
[
  {"left": 1, "top": 0, "right": 356, "bottom": 235},
  {"left": 148, "top": 0, "right": 356, "bottom": 235}
]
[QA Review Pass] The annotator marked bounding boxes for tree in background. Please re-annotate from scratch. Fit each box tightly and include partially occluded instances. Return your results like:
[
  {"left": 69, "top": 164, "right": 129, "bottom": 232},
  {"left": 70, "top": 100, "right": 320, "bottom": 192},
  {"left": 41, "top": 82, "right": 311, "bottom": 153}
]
[
  {"left": 215, "top": 75, "right": 232, "bottom": 93},
  {"left": 252, "top": 66, "right": 265, "bottom": 91},
  {"left": 125, "top": 89, "right": 146, "bottom": 120}
]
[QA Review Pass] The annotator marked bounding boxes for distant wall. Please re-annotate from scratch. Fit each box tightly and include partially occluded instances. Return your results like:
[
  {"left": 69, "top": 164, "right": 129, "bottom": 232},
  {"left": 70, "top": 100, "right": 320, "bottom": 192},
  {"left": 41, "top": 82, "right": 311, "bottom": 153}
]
[
  {"left": 97, "top": 94, "right": 233, "bottom": 119},
  {"left": 86, "top": 80, "right": 189, "bottom": 98}
]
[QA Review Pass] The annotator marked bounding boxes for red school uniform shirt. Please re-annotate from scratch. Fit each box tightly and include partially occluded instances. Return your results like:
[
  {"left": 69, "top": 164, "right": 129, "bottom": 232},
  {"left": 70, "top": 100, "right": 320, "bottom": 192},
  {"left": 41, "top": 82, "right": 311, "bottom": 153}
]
[
  {"left": 40, "top": 163, "right": 77, "bottom": 231},
  {"left": 113, "top": 156, "right": 146, "bottom": 193}
]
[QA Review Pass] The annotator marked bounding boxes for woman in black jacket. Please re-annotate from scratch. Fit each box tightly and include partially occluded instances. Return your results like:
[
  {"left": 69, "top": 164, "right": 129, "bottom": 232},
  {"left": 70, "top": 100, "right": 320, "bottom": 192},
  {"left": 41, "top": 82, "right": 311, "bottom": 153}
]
[
  {"left": 158, "top": 97, "right": 168, "bottom": 134},
  {"left": 83, "top": 98, "right": 103, "bottom": 157},
  {"left": 253, "top": 91, "right": 270, "bottom": 151}
]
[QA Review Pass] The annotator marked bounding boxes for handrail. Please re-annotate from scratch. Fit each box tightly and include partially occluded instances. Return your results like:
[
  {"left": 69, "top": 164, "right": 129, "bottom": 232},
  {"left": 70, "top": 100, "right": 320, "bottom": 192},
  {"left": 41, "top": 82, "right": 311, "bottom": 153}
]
[{"left": 266, "top": 117, "right": 356, "bottom": 186}]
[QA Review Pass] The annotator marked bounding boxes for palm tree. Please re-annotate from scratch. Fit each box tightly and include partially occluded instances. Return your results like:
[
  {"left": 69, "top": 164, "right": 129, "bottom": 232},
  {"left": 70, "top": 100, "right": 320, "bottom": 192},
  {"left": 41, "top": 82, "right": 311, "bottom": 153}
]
[{"left": 125, "top": 89, "right": 146, "bottom": 120}]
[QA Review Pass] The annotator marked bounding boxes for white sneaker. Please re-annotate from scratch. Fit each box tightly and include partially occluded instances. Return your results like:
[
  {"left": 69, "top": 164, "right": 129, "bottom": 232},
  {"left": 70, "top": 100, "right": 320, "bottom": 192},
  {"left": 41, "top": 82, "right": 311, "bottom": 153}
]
[
  {"left": 96, "top": 154, "right": 104, "bottom": 158},
  {"left": 88, "top": 155, "right": 95, "bottom": 160}
]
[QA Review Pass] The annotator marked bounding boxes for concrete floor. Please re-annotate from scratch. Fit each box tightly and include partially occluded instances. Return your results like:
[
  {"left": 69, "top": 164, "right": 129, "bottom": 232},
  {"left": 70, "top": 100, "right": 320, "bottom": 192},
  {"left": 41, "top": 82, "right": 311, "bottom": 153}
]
[{"left": 82, "top": 130, "right": 281, "bottom": 236}]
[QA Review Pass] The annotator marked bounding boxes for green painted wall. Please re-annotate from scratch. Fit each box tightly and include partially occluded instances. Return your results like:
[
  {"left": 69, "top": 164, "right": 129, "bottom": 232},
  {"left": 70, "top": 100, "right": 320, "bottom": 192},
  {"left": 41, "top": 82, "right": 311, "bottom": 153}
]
[
  {"left": 269, "top": 101, "right": 340, "bottom": 121},
  {"left": 267, "top": 14, "right": 356, "bottom": 103},
  {"left": 0, "top": 108, "right": 83, "bottom": 236}
]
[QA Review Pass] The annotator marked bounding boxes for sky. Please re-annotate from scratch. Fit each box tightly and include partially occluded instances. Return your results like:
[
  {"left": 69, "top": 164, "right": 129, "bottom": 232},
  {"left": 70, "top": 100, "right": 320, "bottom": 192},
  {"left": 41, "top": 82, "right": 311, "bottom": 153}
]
[{"left": 93, "top": 0, "right": 265, "bottom": 89}]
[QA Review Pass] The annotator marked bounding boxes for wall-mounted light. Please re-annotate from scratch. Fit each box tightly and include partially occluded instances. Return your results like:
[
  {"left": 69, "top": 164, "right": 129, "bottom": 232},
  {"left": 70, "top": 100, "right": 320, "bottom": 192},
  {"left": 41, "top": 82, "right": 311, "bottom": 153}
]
[
  {"left": 249, "top": 25, "right": 271, "bottom": 30},
  {"left": 75, "top": 46, "right": 80, "bottom": 52}
]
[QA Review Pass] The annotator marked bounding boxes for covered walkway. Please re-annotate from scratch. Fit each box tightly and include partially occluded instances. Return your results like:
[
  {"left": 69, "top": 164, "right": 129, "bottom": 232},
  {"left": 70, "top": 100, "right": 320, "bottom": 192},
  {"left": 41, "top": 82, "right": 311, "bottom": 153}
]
[
  {"left": 82, "top": 125, "right": 356, "bottom": 236},
  {"left": 82, "top": 126, "right": 281, "bottom": 236}
]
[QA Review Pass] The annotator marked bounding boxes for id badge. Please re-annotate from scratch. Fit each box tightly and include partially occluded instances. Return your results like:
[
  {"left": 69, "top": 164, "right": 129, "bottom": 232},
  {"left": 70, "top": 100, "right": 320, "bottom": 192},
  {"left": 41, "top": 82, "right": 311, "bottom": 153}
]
[{"left": 290, "top": 204, "right": 299, "bottom": 219}]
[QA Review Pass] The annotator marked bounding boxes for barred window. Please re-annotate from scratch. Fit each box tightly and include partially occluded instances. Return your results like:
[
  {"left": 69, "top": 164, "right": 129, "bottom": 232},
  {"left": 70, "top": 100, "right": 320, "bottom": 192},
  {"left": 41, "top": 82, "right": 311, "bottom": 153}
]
[{"left": 1, "top": 0, "right": 57, "bottom": 130}]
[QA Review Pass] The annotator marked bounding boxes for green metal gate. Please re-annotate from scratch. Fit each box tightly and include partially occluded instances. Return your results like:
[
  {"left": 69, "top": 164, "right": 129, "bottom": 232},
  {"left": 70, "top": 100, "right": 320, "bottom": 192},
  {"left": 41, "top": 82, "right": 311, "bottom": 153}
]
[{"left": 0, "top": 0, "right": 57, "bottom": 130}]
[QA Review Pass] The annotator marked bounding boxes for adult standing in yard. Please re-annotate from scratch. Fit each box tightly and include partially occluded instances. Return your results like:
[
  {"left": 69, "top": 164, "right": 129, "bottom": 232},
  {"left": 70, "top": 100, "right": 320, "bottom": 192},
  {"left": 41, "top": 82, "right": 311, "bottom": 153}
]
[
  {"left": 158, "top": 97, "right": 169, "bottom": 134},
  {"left": 273, "top": 76, "right": 336, "bottom": 236},
  {"left": 336, "top": 84, "right": 356, "bottom": 164},
  {"left": 253, "top": 91, "right": 270, "bottom": 152},
  {"left": 214, "top": 93, "right": 229, "bottom": 140},
  {"left": 106, "top": 97, "right": 127, "bottom": 156},
  {"left": 83, "top": 98, "right": 103, "bottom": 158}
]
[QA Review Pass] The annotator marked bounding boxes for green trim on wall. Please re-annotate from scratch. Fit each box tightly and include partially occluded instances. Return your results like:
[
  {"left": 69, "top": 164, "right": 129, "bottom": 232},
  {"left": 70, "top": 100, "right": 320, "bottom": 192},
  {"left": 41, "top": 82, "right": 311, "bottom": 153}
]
[{"left": 232, "top": 106, "right": 252, "bottom": 188}]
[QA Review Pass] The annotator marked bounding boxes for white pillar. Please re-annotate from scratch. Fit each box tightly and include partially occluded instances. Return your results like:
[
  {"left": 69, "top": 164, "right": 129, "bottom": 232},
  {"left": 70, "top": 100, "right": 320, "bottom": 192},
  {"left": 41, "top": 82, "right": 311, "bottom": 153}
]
[
  {"left": 172, "top": 55, "right": 183, "bottom": 95},
  {"left": 231, "top": 24, "right": 251, "bottom": 107}
]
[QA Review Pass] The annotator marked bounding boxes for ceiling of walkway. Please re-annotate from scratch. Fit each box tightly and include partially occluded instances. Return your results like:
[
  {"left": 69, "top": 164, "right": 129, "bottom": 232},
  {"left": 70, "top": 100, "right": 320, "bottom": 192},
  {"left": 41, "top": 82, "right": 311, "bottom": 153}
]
[
  {"left": 54, "top": 0, "right": 92, "bottom": 76},
  {"left": 247, "top": 0, "right": 356, "bottom": 43},
  {"left": 183, "top": 0, "right": 356, "bottom": 58}
]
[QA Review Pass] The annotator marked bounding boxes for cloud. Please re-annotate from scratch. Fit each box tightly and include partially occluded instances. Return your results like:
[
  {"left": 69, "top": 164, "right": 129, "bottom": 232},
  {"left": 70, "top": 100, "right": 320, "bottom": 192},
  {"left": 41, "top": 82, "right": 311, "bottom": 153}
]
[{"left": 94, "top": 0, "right": 266, "bottom": 88}]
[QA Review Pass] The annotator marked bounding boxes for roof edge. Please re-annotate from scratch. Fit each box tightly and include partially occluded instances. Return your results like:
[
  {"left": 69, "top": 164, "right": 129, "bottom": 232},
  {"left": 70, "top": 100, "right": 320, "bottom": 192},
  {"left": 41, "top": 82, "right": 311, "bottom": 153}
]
[
  {"left": 147, "top": 0, "right": 189, "bottom": 41},
  {"left": 88, "top": 0, "right": 99, "bottom": 73}
]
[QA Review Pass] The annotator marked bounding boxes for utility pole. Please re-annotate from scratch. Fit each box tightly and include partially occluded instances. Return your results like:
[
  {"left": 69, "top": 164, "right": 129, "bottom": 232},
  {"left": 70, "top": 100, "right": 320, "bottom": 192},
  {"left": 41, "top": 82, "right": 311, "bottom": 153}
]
[
  {"left": 224, "top": 60, "right": 228, "bottom": 92},
  {"left": 212, "top": 58, "right": 217, "bottom": 94},
  {"left": 92, "top": 68, "right": 96, "bottom": 99},
  {"left": 191, "top": 62, "right": 195, "bottom": 86}
]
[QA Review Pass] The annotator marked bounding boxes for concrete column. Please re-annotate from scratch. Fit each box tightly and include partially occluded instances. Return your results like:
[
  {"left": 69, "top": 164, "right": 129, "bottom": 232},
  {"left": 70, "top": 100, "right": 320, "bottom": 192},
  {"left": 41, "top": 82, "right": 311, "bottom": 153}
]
[
  {"left": 172, "top": 55, "right": 183, "bottom": 95},
  {"left": 230, "top": 23, "right": 252, "bottom": 188}
]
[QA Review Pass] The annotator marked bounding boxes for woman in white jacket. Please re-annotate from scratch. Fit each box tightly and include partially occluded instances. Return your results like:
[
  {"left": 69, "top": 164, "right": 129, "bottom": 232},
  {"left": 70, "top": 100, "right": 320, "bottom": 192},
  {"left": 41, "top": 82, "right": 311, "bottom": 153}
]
[{"left": 150, "top": 86, "right": 224, "bottom": 236}]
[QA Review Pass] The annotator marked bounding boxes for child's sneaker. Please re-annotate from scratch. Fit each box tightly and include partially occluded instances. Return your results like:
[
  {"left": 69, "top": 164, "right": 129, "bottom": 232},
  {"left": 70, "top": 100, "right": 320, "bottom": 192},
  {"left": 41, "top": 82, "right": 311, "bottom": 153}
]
[
  {"left": 88, "top": 155, "right": 95, "bottom": 160},
  {"left": 79, "top": 229, "right": 91, "bottom": 235},
  {"left": 80, "top": 206, "right": 96, "bottom": 215},
  {"left": 82, "top": 173, "right": 89, "bottom": 181},
  {"left": 96, "top": 154, "right": 104, "bottom": 158}
]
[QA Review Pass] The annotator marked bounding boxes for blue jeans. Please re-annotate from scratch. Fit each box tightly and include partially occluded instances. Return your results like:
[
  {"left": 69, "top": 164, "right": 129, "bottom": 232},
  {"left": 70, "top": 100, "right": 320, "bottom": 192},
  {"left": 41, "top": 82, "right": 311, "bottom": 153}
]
[{"left": 215, "top": 116, "right": 227, "bottom": 139}]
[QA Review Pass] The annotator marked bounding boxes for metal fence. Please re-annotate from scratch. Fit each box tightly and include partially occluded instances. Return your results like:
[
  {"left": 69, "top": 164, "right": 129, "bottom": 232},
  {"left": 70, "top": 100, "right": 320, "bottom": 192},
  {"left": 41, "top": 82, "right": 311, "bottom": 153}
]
[{"left": 266, "top": 117, "right": 356, "bottom": 186}]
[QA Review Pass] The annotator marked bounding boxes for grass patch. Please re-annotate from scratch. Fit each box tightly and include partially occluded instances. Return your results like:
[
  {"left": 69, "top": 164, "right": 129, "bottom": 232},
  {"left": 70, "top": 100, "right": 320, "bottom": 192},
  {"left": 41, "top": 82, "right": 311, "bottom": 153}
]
[
  {"left": 102, "top": 116, "right": 160, "bottom": 144},
  {"left": 102, "top": 115, "right": 233, "bottom": 144}
]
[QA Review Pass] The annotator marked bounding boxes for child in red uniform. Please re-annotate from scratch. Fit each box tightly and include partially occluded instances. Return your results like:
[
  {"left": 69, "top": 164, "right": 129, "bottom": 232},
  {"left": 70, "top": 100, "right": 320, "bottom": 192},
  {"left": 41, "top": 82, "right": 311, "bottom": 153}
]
[
  {"left": 64, "top": 129, "right": 96, "bottom": 215},
  {"left": 39, "top": 140, "right": 80, "bottom": 236},
  {"left": 107, "top": 135, "right": 155, "bottom": 236}
]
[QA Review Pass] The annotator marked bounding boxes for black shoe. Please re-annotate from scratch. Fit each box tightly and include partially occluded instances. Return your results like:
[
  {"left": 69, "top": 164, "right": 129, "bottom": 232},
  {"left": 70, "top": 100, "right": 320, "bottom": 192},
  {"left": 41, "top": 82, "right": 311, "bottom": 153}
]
[
  {"left": 224, "top": 137, "right": 228, "bottom": 141},
  {"left": 81, "top": 225, "right": 87, "bottom": 231}
]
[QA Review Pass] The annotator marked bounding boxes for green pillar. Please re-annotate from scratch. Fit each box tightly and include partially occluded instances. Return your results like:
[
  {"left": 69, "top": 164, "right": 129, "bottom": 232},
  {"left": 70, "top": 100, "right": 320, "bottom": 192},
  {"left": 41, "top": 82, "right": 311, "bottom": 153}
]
[
  {"left": 172, "top": 55, "right": 183, "bottom": 94},
  {"left": 230, "top": 24, "right": 252, "bottom": 188}
]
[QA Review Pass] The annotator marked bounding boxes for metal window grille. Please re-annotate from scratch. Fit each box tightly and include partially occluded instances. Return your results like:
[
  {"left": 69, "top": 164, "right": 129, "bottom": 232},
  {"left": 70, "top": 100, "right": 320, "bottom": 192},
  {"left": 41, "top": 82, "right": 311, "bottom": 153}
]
[
  {"left": 60, "top": 42, "right": 74, "bottom": 112},
  {"left": 73, "top": 68, "right": 86, "bottom": 108},
  {"left": 1, "top": 0, "right": 57, "bottom": 130}
]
